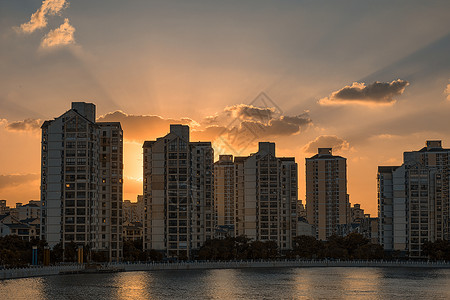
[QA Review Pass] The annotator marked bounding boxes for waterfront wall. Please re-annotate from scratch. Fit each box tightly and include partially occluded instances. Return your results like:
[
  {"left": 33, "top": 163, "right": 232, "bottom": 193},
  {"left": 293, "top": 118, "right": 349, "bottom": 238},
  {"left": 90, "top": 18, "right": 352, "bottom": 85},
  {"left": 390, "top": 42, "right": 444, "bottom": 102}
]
[
  {"left": 0, "top": 265, "right": 83, "bottom": 280},
  {"left": 109, "top": 260, "right": 450, "bottom": 272},
  {"left": 2, "top": 260, "right": 450, "bottom": 280}
]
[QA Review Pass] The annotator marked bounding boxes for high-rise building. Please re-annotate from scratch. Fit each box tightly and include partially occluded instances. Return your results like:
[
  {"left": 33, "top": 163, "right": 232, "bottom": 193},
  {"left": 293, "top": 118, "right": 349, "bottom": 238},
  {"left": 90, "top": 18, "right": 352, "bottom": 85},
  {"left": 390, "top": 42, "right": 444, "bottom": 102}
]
[
  {"left": 378, "top": 140, "right": 450, "bottom": 257},
  {"left": 234, "top": 142, "right": 298, "bottom": 250},
  {"left": 306, "top": 148, "right": 349, "bottom": 240},
  {"left": 41, "top": 102, "right": 123, "bottom": 261},
  {"left": 377, "top": 166, "right": 400, "bottom": 252},
  {"left": 214, "top": 155, "right": 235, "bottom": 227},
  {"left": 143, "top": 125, "right": 214, "bottom": 258}
]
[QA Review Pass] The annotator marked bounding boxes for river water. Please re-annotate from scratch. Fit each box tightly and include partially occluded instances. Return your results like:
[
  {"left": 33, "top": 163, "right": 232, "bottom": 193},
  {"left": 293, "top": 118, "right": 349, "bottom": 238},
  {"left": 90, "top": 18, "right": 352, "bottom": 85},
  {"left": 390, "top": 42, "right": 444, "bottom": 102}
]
[{"left": 1, "top": 267, "right": 450, "bottom": 299}]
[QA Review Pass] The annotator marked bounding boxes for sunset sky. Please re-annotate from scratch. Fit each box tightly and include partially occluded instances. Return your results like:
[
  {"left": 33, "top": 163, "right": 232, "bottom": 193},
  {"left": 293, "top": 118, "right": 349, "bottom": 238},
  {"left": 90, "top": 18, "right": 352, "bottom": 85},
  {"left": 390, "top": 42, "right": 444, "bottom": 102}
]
[{"left": 1, "top": 0, "right": 450, "bottom": 215}]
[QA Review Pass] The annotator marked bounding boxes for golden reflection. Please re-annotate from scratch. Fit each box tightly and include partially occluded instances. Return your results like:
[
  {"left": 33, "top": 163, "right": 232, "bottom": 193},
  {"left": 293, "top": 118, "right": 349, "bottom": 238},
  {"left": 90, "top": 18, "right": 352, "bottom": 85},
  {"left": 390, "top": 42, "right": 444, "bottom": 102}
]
[
  {"left": 0, "top": 277, "right": 47, "bottom": 300},
  {"left": 114, "top": 271, "right": 151, "bottom": 300},
  {"left": 293, "top": 267, "right": 382, "bottom": 298},
  {"left": 205, "top": 269, "right": 243, "bottom": 299},
  {"left": 341, "top": 268, "right": 382, "bottom": 298}
]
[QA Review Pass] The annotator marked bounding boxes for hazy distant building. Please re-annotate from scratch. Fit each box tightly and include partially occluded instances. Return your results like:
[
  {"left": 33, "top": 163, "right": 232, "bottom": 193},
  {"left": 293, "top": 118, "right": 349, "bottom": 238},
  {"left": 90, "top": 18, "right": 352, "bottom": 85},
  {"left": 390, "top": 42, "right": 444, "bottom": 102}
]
[
  {"left": 351, "top": 204, "right": 365, "bottom": 223},
  {"left": 234, "top": 142, "right": 298, "bottom": 250},
  {"left": 306, "top": 148, "right": 349, "bottom": 240},
  {"left": 297, "top": 200, "right": 307, "bottom": 218},
  {"left": 123, "top": 196, "right": 144, "bottom": 223},
  {"left": 214, "top": 155, "right": 235, "bottom": 227},
  {"left": 41, "top": 102, "right": 123, "bottom": 261},
  {"left": 378, "top": 140, "right": 450, "bottom": 257},
  {"left": 12, "top": 201, "right": 40, "bottom": 221},
  {"left": 143, "top": 125, "right": 214, "bottom": 258},
  {"left": 297, "top": 217, "right": 315, "bottom": 237}
]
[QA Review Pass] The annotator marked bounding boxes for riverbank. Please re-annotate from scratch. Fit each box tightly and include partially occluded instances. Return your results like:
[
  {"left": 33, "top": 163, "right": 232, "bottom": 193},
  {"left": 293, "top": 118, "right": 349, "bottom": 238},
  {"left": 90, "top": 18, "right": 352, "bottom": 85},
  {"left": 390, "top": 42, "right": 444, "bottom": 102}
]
[{"left": 1, "top": 260, "right": 450, "bottom": 280}]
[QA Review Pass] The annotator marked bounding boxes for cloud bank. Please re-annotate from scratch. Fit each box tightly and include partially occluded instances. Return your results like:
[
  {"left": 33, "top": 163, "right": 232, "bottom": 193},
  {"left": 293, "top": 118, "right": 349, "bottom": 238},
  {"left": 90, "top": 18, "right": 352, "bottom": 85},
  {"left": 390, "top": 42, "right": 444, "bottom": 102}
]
[
  {"left": 98, "top": 104, "right": 312, "bottom": 154},
  {"left": 19, "top": 0, "right": 68, "bottom": 34},
  {"left": 303, "top": 135, "right": 349, "bottom": 153},
  {"left": 319, "top": 79, "right": 409, "bottom": 106},
  {"left": 0, "top": 174, "right": 40, "bottom": 190},
  {"left": 97, "top": 111, "right": 198, "bottom": 141}
]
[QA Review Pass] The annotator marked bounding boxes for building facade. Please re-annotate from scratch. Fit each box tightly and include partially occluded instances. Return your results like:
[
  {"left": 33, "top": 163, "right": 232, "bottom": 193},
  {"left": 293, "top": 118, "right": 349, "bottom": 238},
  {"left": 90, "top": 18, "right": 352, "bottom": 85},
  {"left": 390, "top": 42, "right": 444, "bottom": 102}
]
[
  {"left": 143, "top": 125, "right": 214, "bottom": 258},
  {"left": 378, "top": 140, "right": 450, "bottom": 257},
  {"left": 306, "top": 148, "right": 349, "bottom": 240},
  {"left": 214, "top": 155, "right": 235, "bottom": 227},
  {"left": 40, "top": 102, "right": 123, "bottom": 261},
  {"left": 234, "top": 142, "right": 298, "bottom": 250}
]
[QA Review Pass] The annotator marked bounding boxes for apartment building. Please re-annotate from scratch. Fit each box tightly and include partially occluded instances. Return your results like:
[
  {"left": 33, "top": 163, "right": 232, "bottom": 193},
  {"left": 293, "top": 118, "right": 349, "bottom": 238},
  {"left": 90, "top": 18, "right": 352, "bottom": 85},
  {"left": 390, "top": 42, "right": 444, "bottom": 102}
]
[
  {"left": 306, "top": 148, "right": 349, "bottom": 240},
  {"left": 214, "top": 155, "right": 235, "bottom": 227},
  {"left": 41, "top": 102, "right": 123, "bottom": 261},
  {"left": 378, "top": 140, "right": 450, "bottom": 257},
  {"left": 377, "top": 166, "right": 401, "bottom": 252},
  {"left": 143, "top": 125, "right": 214, "bottom": 258},
  {"left": 234, "top": 142, "right": 298, "bottom": 250}
]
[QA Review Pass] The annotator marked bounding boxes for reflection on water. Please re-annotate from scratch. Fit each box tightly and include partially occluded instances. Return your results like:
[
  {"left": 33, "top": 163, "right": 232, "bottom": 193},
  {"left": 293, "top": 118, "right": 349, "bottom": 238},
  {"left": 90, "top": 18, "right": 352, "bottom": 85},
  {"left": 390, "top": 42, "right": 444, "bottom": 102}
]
[
  {"left": 1, "top": 267, "right": 450, "bottom": 300},
  {"left": 115, "top": 272, "right": 151, "bottom": 300}
]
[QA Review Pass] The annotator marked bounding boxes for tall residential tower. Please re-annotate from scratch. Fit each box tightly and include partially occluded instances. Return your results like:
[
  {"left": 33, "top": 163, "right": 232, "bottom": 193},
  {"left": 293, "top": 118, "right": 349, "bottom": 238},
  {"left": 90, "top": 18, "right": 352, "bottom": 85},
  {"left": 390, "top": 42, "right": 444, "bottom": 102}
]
[
  {"left": 378, "top": 140, "right": 450, "bottom": 257},
  {"left": 143, "top": 125, "right": 214, "bottom": 258},
  {"left": 306, "top": 148, "right": 349, "bottom": 240},
  {"left": 41, "top": 102, "right": 123, "bottom": 261},
  {"left": 214, "top": 155, "right": 235, "bottom": 227},
  {"left": 234, "top": 142, "right": 298, "bottom": 250}
]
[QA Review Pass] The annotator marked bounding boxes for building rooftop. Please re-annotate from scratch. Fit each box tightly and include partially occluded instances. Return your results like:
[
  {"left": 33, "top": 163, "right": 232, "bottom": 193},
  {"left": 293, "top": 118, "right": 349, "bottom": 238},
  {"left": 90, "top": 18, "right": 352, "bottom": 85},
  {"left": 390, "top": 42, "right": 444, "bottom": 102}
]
[{"left": 378, "top": 166, "right": 400, "bottom": 173}]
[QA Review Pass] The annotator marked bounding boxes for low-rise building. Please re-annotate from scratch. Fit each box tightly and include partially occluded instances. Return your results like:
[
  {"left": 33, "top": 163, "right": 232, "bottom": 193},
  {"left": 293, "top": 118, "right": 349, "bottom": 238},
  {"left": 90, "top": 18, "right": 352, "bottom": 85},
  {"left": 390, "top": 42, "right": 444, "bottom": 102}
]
[{"left": 123, "top": 221, "right": 143, "bottom": 242}]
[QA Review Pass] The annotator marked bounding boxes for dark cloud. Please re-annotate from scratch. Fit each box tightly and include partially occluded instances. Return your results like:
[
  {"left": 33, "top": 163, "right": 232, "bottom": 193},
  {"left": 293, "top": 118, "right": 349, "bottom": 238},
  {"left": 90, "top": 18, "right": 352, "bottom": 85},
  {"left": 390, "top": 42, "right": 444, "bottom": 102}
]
[
  {"left": 5, "top": 118, "right": 43, "bottom": 131},
  {"left": 320, "top": 79, "right": 409, "bottom": 105},
  {"left": 205, "top": 113, "right": 311, "bottom": 140},
  {"left": 191, "top": 125, "right": 228, "bottom": 141},
  {"left": 225, "top": 104, "right": 276, "bottom": 123},
  {"left": 303, "top": 135, "right": 349, "bottom": 153},
  {"left": 201, "top": 113, "right": 312, "bottom": 155},
  {"left": 0, "top": 174, "right": 39, "bottom": 190}
]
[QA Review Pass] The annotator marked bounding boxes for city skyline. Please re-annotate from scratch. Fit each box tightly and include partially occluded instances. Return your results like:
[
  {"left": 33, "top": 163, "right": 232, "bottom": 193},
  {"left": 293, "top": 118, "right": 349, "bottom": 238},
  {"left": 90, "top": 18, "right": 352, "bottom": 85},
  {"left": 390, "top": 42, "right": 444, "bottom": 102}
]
[{"left": 1, "top": 1, "right": 450, "bottom": 216}]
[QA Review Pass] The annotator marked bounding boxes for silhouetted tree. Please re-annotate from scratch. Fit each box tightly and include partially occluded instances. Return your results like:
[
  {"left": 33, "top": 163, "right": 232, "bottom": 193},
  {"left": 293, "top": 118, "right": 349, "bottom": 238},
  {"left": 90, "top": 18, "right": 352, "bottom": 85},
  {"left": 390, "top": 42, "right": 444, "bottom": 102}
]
[
  {"left": 290, "top": 235, "right": 324, "bottom": 259},
  {"left": 422, "top": 240, "right": 450, "bottom": 260}
]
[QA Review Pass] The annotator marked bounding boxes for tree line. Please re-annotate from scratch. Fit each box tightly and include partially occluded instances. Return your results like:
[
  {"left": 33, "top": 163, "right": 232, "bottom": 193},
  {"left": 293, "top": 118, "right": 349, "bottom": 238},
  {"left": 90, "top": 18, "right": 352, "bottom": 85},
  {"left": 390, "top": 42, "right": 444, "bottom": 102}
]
[{"left": 2, "top": 234, "right": 450, "bottom": 267}]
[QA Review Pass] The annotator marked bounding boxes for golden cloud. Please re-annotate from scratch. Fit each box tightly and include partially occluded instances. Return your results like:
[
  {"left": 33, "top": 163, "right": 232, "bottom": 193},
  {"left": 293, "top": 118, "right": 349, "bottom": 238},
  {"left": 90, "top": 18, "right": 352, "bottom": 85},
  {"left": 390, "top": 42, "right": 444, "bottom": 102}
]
[
  {"left": 303, "top": 135, "right": 349, "bottom": 153},
  {"left": 19, "top": 0, "right": 68, "bottom": 34},
  {"left": 40, "top": 18, "right": 75, "bottom": 48}
]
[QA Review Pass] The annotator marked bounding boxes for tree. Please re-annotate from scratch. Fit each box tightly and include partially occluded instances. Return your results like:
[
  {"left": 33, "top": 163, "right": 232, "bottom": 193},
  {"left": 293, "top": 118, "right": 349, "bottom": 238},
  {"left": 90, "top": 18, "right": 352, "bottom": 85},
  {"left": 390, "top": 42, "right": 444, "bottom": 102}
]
[
  {"left": 291, "top": 235, "right": 324, "bottom": 259},
  {"left": 422, "top": 240, "right": 450, "bottom": 260}
]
